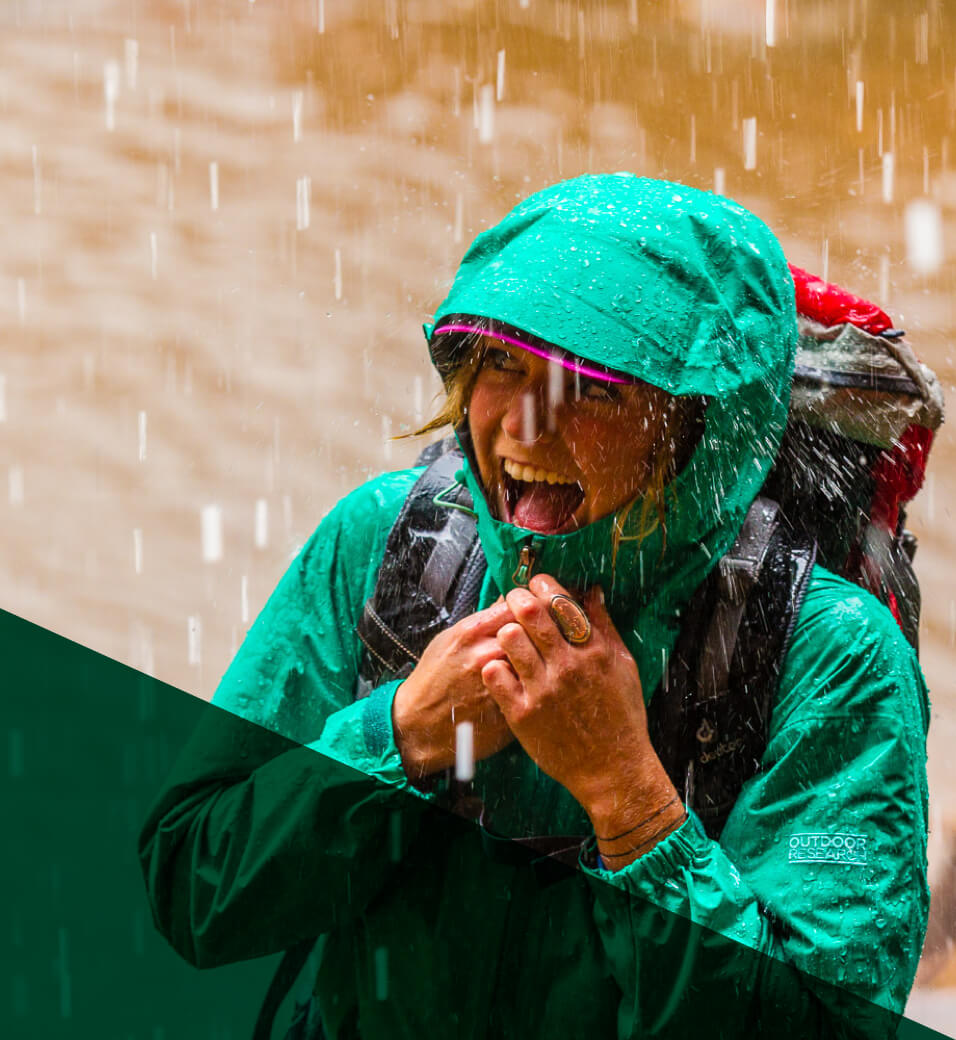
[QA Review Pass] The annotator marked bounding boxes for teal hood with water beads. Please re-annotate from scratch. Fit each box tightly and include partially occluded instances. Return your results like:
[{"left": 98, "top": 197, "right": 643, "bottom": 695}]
[{"left": 426, "top": 173, "right": 798, "bottom": 694}]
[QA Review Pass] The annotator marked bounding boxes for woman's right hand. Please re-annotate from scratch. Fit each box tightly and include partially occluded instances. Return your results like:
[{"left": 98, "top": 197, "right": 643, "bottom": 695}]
[{"left": 391, "top": 599, "right": 517, "bottom": 781}]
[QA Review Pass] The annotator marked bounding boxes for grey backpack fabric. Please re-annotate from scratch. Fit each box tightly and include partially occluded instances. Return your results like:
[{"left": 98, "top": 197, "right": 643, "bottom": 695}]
[{"left": 355, "top": 442, "right": 815, "bottom": 842}]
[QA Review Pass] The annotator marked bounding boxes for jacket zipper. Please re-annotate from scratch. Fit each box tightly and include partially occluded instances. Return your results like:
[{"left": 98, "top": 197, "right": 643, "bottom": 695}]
[{"left": 510, "top": 539, "right": 539, "bottom": 587}]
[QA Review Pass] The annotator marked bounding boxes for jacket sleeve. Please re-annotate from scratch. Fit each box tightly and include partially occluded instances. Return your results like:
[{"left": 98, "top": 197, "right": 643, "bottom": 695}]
[
  {"left": 138, "top": 470, "right": 431, "bottom": 969},
  {"left": 581, "top": 570, "right": 930, "bottom": 1038}
]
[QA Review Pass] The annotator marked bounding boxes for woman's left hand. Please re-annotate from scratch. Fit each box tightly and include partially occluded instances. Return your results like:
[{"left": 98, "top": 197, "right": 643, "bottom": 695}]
[{"left": 482, "top": 574, "right": 680, "bottom": 854}]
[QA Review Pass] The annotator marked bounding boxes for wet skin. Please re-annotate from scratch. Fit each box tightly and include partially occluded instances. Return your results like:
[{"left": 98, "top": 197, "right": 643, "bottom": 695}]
[
  {"left": 467, "top": 345, "right": 676, "bottom": 533},
  {"left": 393, "top": 344, "right": 684, "bottom": 866}
]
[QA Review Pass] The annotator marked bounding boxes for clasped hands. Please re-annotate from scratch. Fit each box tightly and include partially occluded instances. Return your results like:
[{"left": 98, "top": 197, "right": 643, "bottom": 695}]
[{"left": 392, "top": 574, "right": 683, "bottom": 863}]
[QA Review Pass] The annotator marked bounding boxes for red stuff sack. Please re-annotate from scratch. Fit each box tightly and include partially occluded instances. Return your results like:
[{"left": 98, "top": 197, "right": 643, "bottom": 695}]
[{"left": 761, "top": 265, "right": 945, "bottom": 651}]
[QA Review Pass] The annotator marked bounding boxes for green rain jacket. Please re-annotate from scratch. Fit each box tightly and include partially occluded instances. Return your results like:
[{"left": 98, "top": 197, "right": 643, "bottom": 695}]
[{"left": 140, "top": 176, "right": 930, "bottom": 1038}]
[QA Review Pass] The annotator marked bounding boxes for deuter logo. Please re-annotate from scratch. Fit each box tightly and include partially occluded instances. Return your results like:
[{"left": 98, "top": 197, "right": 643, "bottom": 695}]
[{"left": 788, "top": 832, "right": 867, "bottom": 866}]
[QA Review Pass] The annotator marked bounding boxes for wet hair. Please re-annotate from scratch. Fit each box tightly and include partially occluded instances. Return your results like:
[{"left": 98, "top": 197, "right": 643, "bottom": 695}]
[{"left": 412, "top": 344, "right": 484, "bottom": 439}]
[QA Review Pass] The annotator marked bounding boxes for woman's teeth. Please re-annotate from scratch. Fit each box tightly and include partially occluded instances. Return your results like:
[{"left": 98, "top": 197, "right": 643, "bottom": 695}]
[{"left": 502, "top": 458, "right": 576, "bottom": 485}]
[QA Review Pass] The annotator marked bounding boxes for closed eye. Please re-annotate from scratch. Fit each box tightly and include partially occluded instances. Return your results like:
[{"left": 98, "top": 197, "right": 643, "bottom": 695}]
[
  {"left": 483, "top": 347, "right": 527, "bottom": 374},
  {"left": 574, "top": 374, "right": 620, "bottom": 402}
]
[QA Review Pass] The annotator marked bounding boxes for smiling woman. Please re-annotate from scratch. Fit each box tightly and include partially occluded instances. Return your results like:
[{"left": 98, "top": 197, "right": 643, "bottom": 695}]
[
  {"left": 418, "top": 322, "right": 702, "bottom": 542},
  {"left": 140, "top": 174, "right": 930, "bottom": 1039},
  {"left": 469, "top": 338, "right": 675, "bottom": 532}
]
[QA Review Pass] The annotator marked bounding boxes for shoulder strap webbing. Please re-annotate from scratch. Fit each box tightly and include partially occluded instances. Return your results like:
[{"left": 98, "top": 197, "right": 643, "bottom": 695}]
[
  {"left": 648, "top": 496, "right": 816, "bottom": 840},
  {"left": 357, "top": 473, "right": 816, "bottom": 842},
  {"left": 355, "top": 447, "right": 484, "bottom": 694}
]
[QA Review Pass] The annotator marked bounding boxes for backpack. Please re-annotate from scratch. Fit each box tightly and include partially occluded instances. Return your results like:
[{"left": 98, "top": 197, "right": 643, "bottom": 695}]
[
  {"left": 355, "top": 266, "right": 941, "bottom": 831},
  {"left": 256, "top": 268, "right": 943, "bottom": 1038}
]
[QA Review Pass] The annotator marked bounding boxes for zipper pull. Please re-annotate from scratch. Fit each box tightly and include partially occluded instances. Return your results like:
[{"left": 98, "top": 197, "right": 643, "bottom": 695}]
[{"left": 511, "top": 542, "right": 537, "bottom": 588}]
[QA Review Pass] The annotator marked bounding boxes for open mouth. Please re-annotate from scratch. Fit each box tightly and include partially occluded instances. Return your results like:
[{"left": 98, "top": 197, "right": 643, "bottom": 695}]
[{"left": 500, "top": 458, "right": 585, "bottom": 533}]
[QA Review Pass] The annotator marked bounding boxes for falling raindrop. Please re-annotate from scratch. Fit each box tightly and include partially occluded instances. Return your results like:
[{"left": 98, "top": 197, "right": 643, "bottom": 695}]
[
  {"left": 521, "top": 393, "right": 537, "bottom": 442},
  {"left": 293, "top": 91, "right": 303, "bottom": 142},
  {"left": 714, "top": 167, "right": 726, "bottom": 195},
  {"left": 455, "top": 720, "right": 474, "bottom": 781},
  {"left": 137, "top": 410, "right": 147, "bottom": 461},
  {"left": 201, "top": 505, "right": 223, "bottom": 562},
  {"left": 0, "top": 374, "right": 6, "bottom": 422},
  {"left": 209, "top": 161, "right": 219, "bottom": 211},
  {"left": 496, "top": 50, "right": 506, "bottom": 102},
  {"left": 255, "top": 498, "right": 268, "bottom": 548},
  {"left": 547, "top": 362, "right": 563, "bottom": 431},
  {"left": 453, "top": 192, "right": 464, "bottom": 243},
  {"left": 241, "top": 575, "right": 250, "bottom": 625},
  {"left": 742, "top": 117, "right": 757, "bottom": 171},
  {"left": 855, "top": 81, "right": 864, "bottom": 133},
  {"left": 296, "top": 176, "right": 311, "bottom": 230},
  {"left": 881, "top": 152, "right": 894, "bottom": 204},
  {"left": 478, "top": 84, "right": 495, "bottom": 144},
  {"left": 333, "top": 248, "right": 343, "bottom": 300},
  {"left": 103, "top": 60, "right": 120, "bottom": 131},
  {"left": 187, "top": 615, "right": 202, "bottom": 666},
  {"left": 905, "top": 199, "right": 943, "bottom": 274},
  {"left": 452, "top": 66, "right": 461, "bottom": 118},
  {"left": 765, "top": 0, "right": 776, "bottom": 47},
  {"left": 385, "top": 0, "right": 399, "bottom": 39},
  {"left": 316, "top": 0, "right": 325, "bottom": 33},
  {"left": 149, "top": 231, "right": 158, "bottom": 279},
  {"left": 915, "top": 12, "right": 929, "bottom": 64}
]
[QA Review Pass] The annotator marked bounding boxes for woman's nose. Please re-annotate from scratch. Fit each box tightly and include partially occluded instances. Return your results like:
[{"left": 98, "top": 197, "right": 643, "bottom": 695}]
[{"left": 501, "top": 370, "right": 565, "bottom": 443}]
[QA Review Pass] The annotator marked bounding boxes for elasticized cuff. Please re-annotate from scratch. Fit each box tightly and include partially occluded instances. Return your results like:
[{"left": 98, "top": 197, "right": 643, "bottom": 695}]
[
  {"left": 362, "top": 680, "right": 402, "bottom": 757},
  {"left": 580, "top": 810, "right": 709, "bottom": 889},
  {"left": 311, "top": 681, "right": 443, "bottom": 804}
]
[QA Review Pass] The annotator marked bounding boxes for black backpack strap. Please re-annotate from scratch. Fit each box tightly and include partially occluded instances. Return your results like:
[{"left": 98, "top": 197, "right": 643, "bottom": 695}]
[
  {"left": 649, "top": 496, "right": 817, "bottom": 840},
  {"left": 257, "top": 445, "right": 485, "bottom": 1040},
  {"left": 355, "top": 445, "right": 485, "bottom": 695}
]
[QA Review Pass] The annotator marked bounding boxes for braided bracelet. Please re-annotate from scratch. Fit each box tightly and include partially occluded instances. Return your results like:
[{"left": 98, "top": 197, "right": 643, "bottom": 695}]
[
  {"left": 595, "top": 794, "right": 681, "bottom": 842},
  {"left": 599, "top": 811, "right": 689, "bottom": 859}
]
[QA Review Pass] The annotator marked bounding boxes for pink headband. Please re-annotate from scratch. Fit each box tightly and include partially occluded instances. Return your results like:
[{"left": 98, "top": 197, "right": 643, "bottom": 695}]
[{"left": 433, "top": 323, "right": 635, "bottom": 385}]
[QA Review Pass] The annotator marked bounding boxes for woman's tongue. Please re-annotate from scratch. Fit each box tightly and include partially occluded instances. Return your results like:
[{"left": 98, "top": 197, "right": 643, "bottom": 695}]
[{"left": 511, "top": 480, "right": 584, "bottom": 533}]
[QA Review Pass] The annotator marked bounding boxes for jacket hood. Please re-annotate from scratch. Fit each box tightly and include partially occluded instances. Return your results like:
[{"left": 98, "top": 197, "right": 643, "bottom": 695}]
[{"left": 426, "top": 174, "right": 797, "bottom": 695}]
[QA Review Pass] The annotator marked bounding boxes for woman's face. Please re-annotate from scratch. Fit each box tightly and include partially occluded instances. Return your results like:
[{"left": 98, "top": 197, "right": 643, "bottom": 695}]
[{"left": 467, "top": 342, "right": 677, "bottom": 534}]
